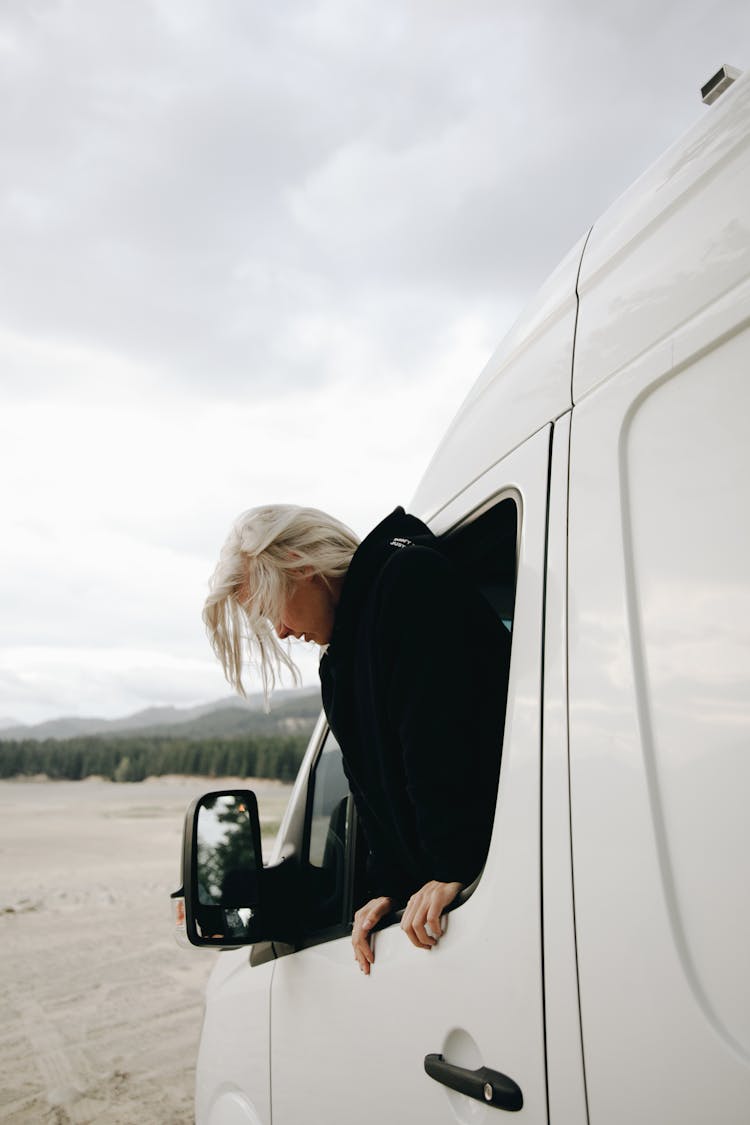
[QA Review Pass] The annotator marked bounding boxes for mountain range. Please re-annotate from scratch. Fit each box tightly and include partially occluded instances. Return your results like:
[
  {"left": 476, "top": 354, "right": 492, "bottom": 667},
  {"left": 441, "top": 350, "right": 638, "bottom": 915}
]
[{"left": 0, "top": 688, "right": 322, "bottom": 742}]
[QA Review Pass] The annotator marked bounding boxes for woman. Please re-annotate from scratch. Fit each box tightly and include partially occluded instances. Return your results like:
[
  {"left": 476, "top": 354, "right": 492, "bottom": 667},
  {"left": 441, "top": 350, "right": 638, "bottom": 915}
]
[{"left": 203, "top": 504, "right": 510, "bottom": 973}]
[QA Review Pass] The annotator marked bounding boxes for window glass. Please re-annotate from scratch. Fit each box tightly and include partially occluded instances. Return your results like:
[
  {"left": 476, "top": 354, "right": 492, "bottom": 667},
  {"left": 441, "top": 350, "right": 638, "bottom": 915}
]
[{"left": 304, "top": 733, "right": 351, "bottom": 932}]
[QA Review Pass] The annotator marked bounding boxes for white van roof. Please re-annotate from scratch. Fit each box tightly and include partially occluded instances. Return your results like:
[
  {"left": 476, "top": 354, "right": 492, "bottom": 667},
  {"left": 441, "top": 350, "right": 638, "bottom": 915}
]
[{"left": 575, "top": 68, "right": 750, "bottom": 402}]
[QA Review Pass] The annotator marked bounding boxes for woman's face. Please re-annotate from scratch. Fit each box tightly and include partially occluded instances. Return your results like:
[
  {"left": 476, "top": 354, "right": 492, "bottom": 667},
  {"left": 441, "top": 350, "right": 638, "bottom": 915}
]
[{"left": 275, "top": 572, "right": 340, "bottom": 646}]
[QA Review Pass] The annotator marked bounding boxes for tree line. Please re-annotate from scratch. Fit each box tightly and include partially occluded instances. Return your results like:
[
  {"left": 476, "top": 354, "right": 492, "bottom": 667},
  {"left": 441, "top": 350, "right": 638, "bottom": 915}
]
[{"left": 0, "top": 733, "right": 308, "bottom": 783}]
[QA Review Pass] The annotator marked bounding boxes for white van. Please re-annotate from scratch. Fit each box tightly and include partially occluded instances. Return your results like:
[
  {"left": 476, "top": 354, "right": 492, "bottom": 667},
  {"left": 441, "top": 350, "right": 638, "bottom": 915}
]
[{"left": 175, "top": 66, "right": 750, "bottom": 1125}]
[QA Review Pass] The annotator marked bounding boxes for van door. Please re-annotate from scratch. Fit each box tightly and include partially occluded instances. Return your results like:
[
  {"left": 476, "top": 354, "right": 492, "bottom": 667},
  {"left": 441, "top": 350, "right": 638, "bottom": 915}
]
[{"left": 269, "top": 425, "right": 554, "bottom": 1125}]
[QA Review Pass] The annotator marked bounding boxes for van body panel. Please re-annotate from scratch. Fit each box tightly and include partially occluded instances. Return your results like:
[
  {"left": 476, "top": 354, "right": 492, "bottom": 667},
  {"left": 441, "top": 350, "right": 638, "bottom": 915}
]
[
  {"left": 574, "top": 70, "right": 750, "bottom": 403},
  {"left": 410, "top": 231, "right": 586, "bottom": 521},
  {"left": 195, "top": 951, "right": 273, "bottom": 1125},
  {"left": 568, "top": 310, "right": 750, "bottom": 1120}
]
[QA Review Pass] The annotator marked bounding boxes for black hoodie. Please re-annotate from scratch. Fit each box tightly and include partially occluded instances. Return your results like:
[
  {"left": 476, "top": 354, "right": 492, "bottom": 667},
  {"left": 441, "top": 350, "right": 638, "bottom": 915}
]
[{"left": 319, "top": 508, "right": 511, "bottom": 906}]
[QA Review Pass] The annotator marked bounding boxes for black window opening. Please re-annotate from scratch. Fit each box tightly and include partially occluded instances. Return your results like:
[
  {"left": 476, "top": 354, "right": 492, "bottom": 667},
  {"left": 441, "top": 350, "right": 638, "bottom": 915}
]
[
  {"left": 441, "top": 494, "right": 518, "bottom": 637},
  {"left": 433, "top": 494, "right": 518, "bottom": 906}
]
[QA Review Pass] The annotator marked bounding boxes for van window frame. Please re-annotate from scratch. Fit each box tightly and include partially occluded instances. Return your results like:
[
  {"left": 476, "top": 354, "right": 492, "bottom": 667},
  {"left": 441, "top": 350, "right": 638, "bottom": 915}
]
[{"left": 289, "top": 490, "right": 520, "bottom": 951}]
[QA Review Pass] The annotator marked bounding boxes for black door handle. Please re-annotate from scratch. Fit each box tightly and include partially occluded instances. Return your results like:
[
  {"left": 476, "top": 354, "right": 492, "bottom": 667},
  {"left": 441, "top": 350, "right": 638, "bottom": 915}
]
[{"left": 424, "top": 1053, "right": 523, "bottom": 1112}]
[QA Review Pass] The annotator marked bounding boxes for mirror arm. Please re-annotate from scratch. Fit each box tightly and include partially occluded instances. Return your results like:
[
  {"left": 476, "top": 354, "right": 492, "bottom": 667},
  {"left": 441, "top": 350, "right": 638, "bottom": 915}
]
[{"left": 261, "top": 853, "right": 303, "bottom": 945}]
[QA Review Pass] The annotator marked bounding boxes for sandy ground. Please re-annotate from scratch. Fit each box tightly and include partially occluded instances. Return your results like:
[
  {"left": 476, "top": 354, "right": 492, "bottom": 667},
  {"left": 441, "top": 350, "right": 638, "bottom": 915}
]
[{"left": 0, "top": 776, "right": 292, "bottom": 1125}]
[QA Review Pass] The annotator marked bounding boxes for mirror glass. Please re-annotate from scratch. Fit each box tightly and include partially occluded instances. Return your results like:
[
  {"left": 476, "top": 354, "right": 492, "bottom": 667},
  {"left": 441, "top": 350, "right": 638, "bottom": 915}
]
[{"left": 195, "top": 794, "right": 259, "bottom": 942}]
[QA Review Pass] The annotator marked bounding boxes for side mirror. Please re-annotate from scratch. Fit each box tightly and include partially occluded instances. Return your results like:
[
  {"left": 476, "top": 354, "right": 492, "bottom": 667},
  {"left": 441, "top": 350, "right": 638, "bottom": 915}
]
[
  {"left": 182, "top": 790, "right": 263, "bottom": 946},
  {"left": 176, "top": 789, "right": 299, "bottom": 948}
]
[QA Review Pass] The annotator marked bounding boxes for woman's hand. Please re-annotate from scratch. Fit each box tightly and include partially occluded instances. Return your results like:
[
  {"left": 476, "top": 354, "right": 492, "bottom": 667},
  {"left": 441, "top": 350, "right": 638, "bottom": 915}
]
[
  {"left": 352, "top": 896, "right": 393, "bottom": 974},
  {"left": 401, "top": 880, "right": 463, "bottom": 949}
]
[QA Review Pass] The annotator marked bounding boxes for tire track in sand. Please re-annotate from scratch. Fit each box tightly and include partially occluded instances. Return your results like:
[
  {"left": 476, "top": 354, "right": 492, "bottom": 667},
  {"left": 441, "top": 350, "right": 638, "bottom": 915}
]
[{"left": 14, "top": 996, "right": 90, "bottom": 1123}]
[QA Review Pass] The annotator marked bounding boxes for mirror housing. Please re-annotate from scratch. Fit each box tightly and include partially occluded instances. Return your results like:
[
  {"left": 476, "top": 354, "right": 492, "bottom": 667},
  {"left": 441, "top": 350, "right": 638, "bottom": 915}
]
[{"left": 179, "top": 789, "right": 299, "bottom": 948}]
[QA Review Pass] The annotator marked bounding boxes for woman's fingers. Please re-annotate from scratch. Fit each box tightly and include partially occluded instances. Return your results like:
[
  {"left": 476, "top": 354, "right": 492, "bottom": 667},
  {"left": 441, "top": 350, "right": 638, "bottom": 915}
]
[
  {"left": 352, "top": 912, "right": 372, "bottom": 973},
  {"left": 402, "top": 889, "right": 435, "bottom": 948},
  {"left": 352, "top": 896, "right": 393, "bottom": 974},
  {"left": 400, "top": 881, "right": 463, "bottom": 949},
  {"left": 402, "top": 893, "right": 435, "bottom": 948},
  {"left": 352, "top": 884, "right": 463, "bottom": 967}
]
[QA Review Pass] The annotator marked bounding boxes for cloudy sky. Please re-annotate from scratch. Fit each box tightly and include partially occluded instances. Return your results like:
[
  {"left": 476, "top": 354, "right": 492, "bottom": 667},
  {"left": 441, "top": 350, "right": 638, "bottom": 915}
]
[{"left": 1, "top": 1, "right": 748, "bottom": 725}]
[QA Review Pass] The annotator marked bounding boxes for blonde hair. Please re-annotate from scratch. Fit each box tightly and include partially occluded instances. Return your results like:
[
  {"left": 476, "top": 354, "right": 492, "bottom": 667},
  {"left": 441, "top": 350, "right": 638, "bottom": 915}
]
[{"left": 203, "top": 505, "right": 360, "bottom": 702}]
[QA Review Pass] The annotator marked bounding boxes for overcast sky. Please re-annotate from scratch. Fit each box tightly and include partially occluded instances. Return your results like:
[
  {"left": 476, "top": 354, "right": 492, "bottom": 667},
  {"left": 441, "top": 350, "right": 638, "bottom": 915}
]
[{"left": 1, "top": 0, "right": 748, "bottom": 725}]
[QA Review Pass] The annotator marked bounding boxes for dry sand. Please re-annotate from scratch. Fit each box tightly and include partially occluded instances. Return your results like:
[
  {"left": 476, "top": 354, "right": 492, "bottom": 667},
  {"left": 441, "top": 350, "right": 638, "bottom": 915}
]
[{"left": 0, "top": 776, "right": 292, "bottom": 1124}]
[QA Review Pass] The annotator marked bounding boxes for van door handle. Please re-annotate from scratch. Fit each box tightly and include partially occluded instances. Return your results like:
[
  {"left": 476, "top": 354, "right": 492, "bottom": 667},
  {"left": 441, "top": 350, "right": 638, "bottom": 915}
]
[{"left": 424, "top": 1053, "right": 523, "bottom": 1112}]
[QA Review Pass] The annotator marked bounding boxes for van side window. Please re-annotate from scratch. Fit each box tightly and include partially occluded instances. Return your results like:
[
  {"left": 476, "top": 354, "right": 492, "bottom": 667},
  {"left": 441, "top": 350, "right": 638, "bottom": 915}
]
[{"left": 302, "top": 733, "right": 352, "bottom": 934}]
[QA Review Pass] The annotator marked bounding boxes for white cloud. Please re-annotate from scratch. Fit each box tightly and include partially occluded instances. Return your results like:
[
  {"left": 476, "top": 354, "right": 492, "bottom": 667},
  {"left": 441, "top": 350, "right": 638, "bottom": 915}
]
[
  {"left": 0, "top": 310, "right": 493, "bottom": 720},
  {"left": 1, "top": 0, "right": 748, "bottom": 721}
]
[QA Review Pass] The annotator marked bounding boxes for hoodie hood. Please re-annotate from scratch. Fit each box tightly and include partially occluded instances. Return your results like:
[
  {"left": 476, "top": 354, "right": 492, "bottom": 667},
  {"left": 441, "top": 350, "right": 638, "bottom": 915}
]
[{"left": 326, "top": 507, "right": 434, "bottom": 660}]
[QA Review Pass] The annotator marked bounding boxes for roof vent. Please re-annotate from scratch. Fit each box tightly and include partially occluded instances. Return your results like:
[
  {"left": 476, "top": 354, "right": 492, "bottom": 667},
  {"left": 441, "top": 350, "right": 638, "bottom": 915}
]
[{"left": 701, "top": 64, "right": 742, "bottom": 105}]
